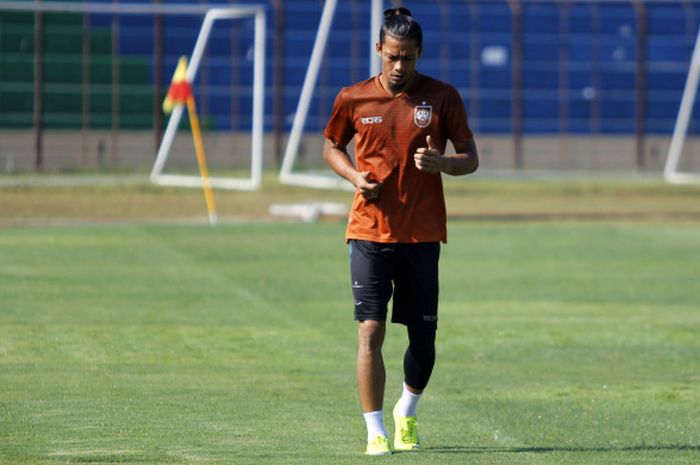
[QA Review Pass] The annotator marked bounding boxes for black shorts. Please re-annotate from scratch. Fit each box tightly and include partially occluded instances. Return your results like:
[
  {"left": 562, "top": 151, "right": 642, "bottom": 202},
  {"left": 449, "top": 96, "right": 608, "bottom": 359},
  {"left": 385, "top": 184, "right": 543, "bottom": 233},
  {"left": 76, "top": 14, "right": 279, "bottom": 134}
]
[{"left": 349, "top": 240, "right": 440, "bottom": 328}]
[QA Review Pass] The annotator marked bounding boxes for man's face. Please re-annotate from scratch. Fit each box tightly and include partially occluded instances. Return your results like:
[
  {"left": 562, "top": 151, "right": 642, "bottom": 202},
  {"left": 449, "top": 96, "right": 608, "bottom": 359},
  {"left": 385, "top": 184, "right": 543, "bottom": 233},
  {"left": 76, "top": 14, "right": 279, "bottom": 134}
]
[{"left": 376, "top": 34, "right": 422, "bottom": 94}]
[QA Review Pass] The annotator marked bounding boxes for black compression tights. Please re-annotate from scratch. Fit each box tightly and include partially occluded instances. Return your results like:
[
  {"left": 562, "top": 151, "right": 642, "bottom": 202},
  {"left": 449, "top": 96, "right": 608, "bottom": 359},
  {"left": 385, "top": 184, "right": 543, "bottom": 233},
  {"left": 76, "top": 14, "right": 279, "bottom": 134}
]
[{"left": 403, "top": 325, "right": 437, "bottom": 390}]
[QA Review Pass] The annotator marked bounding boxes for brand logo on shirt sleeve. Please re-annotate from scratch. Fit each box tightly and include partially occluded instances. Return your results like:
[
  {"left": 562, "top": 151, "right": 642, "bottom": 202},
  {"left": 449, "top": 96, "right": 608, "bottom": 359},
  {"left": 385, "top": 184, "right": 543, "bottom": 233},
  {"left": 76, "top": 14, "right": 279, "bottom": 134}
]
[
  {"left": 414, "top": 102, "right": 432, "bottom": 128},
  {"left": 360, "top": 116, "right": 383, "bottom": 125}
]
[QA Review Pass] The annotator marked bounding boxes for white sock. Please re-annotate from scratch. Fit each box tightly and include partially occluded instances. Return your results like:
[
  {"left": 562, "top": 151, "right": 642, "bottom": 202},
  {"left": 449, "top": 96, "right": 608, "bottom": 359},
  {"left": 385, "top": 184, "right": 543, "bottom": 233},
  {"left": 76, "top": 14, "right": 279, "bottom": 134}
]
[
  {"left": 362, "top": 410, "right": 388, "bottom": 440},
  {"left": 394, "top": 383, "right": 423, "bottom": 417}
]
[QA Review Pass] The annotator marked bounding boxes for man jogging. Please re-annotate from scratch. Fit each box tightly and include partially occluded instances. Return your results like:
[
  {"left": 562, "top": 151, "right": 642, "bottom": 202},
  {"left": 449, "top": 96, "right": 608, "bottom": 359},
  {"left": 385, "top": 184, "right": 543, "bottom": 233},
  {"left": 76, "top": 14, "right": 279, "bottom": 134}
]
[{"left": 323, "top": 7, "right": 479, "bottom": 456}]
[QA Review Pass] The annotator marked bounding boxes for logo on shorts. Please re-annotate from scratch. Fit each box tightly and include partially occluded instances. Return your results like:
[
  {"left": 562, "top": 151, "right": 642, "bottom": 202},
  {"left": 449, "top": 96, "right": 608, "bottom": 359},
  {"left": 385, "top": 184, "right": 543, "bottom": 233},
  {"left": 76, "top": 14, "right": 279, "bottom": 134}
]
[
  {"left": 423, "top": 315, "right": 438, "bottom": 322},
  {"left": 360, "top": 116, "right": 383, "bottom": 125},
  {"left": 414, "top": 102, "right": 432, "bottom": 128}
]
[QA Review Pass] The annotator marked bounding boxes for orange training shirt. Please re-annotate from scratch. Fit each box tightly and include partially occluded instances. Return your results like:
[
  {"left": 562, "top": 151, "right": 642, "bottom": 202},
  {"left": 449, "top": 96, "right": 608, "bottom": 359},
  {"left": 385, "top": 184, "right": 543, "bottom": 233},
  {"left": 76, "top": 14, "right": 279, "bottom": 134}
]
[{"left": 324, "top": 73, "right": 473, "bottom": 243}]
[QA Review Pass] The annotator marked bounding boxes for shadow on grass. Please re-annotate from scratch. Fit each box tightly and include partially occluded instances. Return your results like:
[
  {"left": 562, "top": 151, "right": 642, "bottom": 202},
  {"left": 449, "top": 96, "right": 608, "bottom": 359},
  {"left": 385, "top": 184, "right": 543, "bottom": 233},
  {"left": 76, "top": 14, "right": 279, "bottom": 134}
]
[{"left": 428, "top": 444, "right": 700, "bottom": 454}]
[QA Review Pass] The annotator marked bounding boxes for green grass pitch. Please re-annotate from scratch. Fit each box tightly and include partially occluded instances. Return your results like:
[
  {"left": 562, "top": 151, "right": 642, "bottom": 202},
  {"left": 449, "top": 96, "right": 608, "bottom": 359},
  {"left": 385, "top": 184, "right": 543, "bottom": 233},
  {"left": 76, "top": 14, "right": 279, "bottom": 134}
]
[{"left": 0, "top": 180, "right": 699, "bottom": 464}]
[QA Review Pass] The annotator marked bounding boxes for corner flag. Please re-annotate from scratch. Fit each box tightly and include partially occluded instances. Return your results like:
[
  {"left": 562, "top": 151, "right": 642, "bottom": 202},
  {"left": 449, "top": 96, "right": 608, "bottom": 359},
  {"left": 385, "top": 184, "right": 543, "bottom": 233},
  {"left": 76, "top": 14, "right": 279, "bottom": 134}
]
[
  {"left": 163, "top": 56, "right": 193, "bottom": 114},
  {"left": 162, "top": 56, "right": 218, "bottom": 225}
]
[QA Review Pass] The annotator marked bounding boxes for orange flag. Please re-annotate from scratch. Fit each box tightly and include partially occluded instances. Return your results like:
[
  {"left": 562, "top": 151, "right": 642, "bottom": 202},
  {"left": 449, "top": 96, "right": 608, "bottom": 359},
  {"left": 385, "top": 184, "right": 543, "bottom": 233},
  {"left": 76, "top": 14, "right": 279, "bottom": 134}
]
[{"left": 163, "top": 56, "right": 193, "bottom": 114}]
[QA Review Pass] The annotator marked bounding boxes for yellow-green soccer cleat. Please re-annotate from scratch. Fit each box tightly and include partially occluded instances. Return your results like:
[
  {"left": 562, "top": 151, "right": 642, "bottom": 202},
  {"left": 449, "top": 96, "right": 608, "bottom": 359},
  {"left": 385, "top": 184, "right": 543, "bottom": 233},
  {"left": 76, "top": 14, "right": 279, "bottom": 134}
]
[
  {"left": 393, "top": 411, "right": 420, "bottom": 451},
  {"left": 365, "top": 435, "right": 392, "bottom": 456}
]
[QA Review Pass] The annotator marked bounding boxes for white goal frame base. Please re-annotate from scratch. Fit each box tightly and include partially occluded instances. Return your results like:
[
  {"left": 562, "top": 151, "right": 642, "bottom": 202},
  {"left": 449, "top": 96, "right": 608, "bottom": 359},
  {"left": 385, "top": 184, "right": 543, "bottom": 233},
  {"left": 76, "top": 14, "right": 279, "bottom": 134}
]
[
  {"left": 150, "top": 7, "right": 266, "bottom": 191},
  {"left": 664, "top": 26, "right": 700, "bottom": 185},
  {"left": 278, "top": 0, "right": 382, "bottom": 191}
]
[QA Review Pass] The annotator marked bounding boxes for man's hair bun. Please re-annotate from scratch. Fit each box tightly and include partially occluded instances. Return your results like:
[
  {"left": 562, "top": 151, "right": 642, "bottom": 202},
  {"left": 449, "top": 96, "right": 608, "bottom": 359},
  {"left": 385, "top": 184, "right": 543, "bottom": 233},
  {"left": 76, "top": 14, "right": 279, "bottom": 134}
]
[{"left": 383, "top": 7, "right": 412, "bottom": 20}]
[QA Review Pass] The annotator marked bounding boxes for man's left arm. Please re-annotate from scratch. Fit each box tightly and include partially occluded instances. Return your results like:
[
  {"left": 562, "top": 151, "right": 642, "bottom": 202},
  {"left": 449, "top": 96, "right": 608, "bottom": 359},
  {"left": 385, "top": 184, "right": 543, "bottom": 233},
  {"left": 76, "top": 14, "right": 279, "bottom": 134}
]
[{"left": 414, "top": 136, "right": 479, "bottom": 176}]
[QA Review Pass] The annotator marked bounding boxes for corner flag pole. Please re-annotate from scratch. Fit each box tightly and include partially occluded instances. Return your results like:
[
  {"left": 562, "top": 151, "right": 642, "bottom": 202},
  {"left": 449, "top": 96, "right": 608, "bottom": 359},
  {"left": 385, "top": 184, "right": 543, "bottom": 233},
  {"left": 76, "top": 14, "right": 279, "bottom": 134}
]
[
  {"left": 186, "top": 94, "right": 218, "bottom": 225},
  {"left": 163, "top": 56, "right": 218, "bottom": 225}
]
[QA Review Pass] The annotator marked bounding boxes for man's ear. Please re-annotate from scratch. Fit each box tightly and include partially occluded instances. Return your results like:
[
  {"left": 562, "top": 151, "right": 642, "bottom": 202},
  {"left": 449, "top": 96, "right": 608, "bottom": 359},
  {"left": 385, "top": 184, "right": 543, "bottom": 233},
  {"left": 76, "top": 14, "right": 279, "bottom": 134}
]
[
  {"left": 417, "top": 46, "right": 423, "bottom": 59},
  {"left": 375, "top": 41, "right": 382, "bottom": 56}
]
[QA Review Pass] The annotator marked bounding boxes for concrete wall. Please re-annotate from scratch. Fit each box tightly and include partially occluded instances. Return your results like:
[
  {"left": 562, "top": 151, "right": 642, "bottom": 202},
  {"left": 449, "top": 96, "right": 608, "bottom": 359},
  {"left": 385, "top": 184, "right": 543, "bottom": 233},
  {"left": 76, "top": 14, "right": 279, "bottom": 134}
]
[{"left": 0, "top": 130, "right": 694, "bottom": 175}]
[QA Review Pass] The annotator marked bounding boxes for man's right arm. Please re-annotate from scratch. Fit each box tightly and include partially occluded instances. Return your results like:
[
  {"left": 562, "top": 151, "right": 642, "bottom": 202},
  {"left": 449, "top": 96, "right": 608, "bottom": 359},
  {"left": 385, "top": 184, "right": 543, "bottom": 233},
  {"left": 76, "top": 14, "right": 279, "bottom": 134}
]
[{"left": 323, "top": 138, "right": 382, "bottom": 199}]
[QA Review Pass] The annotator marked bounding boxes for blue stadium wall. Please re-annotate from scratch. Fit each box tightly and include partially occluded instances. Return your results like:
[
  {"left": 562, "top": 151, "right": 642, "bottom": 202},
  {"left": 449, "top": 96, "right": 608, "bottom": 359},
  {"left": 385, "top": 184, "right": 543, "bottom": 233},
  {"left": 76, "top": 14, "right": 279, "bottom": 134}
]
[{"left": 1, "top": 0, "right": 699, "bottom": 136}]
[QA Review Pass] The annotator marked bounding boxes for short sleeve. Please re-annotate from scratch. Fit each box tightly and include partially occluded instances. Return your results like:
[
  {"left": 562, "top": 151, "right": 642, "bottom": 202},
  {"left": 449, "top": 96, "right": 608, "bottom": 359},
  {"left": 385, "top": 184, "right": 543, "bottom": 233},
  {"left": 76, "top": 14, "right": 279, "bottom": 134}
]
[
  {"left": 442, "top": 85, "right": 473, "bottom": 144},
  {"left": 324, "top": 88, "right": 355, "bottom": 147}
]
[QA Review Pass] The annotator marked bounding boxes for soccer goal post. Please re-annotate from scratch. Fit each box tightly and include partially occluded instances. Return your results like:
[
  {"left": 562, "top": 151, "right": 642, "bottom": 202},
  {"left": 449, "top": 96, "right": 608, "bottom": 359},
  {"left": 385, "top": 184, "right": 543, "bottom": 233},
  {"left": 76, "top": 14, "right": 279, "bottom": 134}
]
[
  {"left": 278, "top": 0, "right": 383, "bottom": 190},
  {"left": 664, "top": 26, "right": 700, "bottom": 185},
  {"left": 151, "top": 6, "right": 266, "bottom": 191},
  {"left": 0, "top": 2, "right": 264, "bottom": 187}
]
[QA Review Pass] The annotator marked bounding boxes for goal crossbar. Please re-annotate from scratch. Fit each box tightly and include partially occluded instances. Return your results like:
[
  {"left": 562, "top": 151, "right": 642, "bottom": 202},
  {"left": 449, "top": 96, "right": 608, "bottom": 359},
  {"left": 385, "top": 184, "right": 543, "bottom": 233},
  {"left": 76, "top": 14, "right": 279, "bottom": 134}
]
[{"left": 0, "top": 1, "right": 261, "bottom": 16}]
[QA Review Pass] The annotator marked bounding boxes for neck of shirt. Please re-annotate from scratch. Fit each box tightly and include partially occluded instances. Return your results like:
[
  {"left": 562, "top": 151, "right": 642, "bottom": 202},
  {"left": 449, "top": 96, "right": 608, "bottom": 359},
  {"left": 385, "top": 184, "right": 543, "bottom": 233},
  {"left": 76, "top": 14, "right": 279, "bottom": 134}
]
[{"left": 377, "top": 72, "right": 420, "bottom": 98}]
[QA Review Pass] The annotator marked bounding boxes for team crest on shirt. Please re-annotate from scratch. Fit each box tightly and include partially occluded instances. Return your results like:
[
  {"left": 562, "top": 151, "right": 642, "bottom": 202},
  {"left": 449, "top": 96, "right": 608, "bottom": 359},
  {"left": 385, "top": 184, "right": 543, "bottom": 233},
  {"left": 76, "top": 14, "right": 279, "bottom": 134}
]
[{"left": 413, "top": 102, "right": 432, "bottom": 128}]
